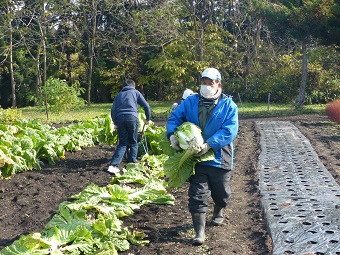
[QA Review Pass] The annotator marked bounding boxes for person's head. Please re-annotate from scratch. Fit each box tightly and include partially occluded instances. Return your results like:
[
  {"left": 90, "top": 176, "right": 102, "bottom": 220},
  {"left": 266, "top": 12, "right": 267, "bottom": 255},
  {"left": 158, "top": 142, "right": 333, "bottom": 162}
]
[
  {"left": 182, "top": 88, "right": 194, "bottom": 100},
  {"left": 124, "top": 79, "right": 136, "bottom": 87},
  {"left": 200, "top": 68, "right": 222, "bottom": 99}
]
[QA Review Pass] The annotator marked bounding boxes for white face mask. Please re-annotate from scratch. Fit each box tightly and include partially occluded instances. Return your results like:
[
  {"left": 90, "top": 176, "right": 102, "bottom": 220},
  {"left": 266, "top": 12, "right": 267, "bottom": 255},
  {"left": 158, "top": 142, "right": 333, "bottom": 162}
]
[{"left": 200, "top": 85, "right": 217, "bottom": 99}]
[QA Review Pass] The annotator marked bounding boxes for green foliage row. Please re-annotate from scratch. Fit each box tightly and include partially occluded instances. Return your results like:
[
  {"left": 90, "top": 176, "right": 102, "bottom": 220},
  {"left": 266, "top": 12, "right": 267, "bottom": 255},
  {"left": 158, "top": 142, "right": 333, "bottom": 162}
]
[{"left": 0, "top": 114, "right": 116, "bottom": 178}]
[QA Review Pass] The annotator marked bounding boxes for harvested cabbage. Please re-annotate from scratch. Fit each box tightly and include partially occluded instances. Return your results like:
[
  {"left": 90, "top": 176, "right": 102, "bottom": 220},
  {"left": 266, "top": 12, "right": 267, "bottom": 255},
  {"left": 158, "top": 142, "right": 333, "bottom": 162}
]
[
  {"left": 175, "top": 122, "right": 204, "bottom": 151},
  {"left": 164, "top": 122, "right": 214, "bottom": 188}
]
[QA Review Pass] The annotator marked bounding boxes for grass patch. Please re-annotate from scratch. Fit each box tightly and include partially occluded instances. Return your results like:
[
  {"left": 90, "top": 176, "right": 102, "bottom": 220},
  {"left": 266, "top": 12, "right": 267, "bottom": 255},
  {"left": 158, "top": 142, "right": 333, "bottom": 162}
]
[
  {"left": 19, "top": 102, "right": 327, "bottom": 123},
  {"left": 237, "top": 103, "right": 326, "bottom": 118},
  {"left": 21, "top": 104, "right": 112, "bottom": 123}
]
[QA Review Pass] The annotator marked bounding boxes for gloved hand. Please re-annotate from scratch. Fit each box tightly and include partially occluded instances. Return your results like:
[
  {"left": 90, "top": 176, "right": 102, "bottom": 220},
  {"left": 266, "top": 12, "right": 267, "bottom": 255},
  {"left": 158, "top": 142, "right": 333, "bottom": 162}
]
[
  {"left": 194, "top": 143, "right": 211, "bottom": 157},
  {"left": 170, "top": 134, "right": 180, "bottom": 150}
]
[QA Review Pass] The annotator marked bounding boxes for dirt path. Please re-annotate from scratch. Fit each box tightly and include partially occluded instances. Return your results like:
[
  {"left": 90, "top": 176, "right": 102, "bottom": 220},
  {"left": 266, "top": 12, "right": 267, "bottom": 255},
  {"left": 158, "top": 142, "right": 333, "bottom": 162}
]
[{"left": 0, "top": 115, "right": 339, "bottom": 254}]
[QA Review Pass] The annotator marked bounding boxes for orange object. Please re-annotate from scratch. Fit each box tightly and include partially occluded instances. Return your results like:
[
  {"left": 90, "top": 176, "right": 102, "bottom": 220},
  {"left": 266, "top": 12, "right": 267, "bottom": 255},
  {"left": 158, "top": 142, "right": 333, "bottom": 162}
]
[{"left": 325, "top": 99, "right": 340, "bottom": 123}]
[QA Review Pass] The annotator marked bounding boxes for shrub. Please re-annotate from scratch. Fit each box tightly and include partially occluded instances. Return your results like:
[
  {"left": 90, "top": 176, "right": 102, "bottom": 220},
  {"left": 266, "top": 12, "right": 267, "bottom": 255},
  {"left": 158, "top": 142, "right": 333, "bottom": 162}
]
[
  {"left": 0, "top": 106, "right": 22, "bottom": 122},
  {"left": 41, "top": 78, "right": 86, "bottom": 114}
]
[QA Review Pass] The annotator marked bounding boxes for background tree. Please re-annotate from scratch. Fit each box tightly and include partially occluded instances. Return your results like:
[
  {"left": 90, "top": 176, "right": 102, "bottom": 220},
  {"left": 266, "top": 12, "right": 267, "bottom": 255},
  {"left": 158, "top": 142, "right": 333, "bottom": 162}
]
[
  {"left": 254, "top": 0, "right": 337, "bottom": 107},
  {"left": 78, "top": 0, "right": 100, "bottom": 106},
  {"left": 213, "top": 1, "right": 272, "bottom": 98},
  {"left": 319, "top": 1, "right": 340, "bottom": 46},
  {"left": 98, "top": 0, "right": 180, "bottom": 99},
  {"left": 0, "top": 0, "right": 338, "bottom": 107},
  {"left": 0, "top": 0, "right": 20, "bottom": 108},
  {"left": 7, "top": 1, "right": 17, "bottom": 107},
  {"left": 179, "top": 0, "right": 215, "bottom": 63}
]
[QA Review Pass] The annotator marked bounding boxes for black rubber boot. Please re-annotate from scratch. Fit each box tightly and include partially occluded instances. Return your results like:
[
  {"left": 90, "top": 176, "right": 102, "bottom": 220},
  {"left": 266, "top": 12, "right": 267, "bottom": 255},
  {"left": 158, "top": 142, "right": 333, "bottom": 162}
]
[
  {"left": 212, "top": 206, "right": 224, "bottom": 226},
  {"left": 191, "top": 213, "right": 206, "bottom": 245}
]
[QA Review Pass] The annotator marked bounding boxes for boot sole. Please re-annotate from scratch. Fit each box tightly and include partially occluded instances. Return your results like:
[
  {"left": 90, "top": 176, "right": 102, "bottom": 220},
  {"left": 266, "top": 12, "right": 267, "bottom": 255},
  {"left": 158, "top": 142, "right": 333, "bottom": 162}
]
[
  {"left": 192, "top": 238, "right": 205, "bottom": 246},
  {"left": 211, "top": 219, "right": 224, "bottom": 226}
]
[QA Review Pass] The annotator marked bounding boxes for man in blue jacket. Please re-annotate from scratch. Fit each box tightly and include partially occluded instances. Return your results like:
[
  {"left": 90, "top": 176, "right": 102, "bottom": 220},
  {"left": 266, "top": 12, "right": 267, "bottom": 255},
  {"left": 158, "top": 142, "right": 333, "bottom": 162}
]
[
  {"left": 108, "top": 79, "right": 151, "bottom": 174},
  {"left": 166, "top": 68, "right": 239, "bottom": 245}
]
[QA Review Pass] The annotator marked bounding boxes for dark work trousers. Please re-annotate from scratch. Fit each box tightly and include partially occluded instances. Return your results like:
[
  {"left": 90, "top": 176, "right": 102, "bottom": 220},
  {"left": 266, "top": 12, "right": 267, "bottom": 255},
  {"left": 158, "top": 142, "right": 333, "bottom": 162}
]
[
  {"left": 188, "top": 164, "right": 232, "bottom": 213},
  {"left": 110, "top": 114, "right": 138, "bottom": 166}
]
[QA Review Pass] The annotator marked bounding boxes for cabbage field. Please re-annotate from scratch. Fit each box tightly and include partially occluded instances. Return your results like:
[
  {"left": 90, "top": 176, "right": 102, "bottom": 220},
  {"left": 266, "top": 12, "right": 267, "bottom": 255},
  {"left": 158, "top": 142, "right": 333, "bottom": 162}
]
[{"left": 1, "top": 113, "right": 339, "bottom": 254}]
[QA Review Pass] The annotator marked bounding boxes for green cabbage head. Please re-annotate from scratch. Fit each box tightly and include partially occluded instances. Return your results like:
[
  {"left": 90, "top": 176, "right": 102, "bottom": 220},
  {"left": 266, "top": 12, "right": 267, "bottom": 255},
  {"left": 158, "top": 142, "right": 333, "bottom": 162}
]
[{"left": 175, "top": 122, "right": 204, "bottom": 152}]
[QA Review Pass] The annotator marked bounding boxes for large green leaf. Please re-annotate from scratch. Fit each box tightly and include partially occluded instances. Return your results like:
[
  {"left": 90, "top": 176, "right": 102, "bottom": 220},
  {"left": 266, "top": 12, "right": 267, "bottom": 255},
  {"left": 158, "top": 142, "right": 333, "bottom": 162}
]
[{"left": 164, "top": 150, "right": 214, "bottom": 189}]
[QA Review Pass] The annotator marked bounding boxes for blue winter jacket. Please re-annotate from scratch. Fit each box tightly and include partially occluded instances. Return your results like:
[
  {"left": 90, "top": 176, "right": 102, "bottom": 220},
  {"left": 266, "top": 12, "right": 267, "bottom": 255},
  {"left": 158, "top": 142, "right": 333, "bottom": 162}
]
[
  {"left": 166, "top": 94, "right": 239, "bottom": 170},
  {"left": 111, "top": 86, "right": 151, "bottom": 123}
]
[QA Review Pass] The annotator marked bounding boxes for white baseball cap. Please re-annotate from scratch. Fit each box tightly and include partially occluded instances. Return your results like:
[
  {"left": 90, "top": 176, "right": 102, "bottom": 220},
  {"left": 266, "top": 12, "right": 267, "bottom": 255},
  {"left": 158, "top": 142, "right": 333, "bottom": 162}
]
[
  {"left": 201, "top": 68, "right": 221, "bottom": 81},
  {"left": 182, "top": 88, "right": 194, "bottom": 99}
]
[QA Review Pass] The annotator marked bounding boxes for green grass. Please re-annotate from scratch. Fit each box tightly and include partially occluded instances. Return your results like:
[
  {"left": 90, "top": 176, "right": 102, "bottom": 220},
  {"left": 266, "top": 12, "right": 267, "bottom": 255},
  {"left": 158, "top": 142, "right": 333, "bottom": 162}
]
[
  {"left": 21, "top": 104, "right": 113, "bottom": 123},
  {"left": 17, "top": 101, "right": 327, "bottom": 124},
  {"left": 237, "top": 102, "right": 326, "bottom": 118}
]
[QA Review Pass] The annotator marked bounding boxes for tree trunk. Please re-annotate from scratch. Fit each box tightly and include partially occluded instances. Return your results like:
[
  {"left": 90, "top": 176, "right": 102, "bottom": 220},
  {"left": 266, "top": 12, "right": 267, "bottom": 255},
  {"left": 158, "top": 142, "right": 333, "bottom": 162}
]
[
  {"left": 198, "top": 24, "right": 204, "bottom": 61},
  {"left": 66, "top": 46, "right": 72, "bottom": 85},
  {"left": 243, "top": 18, "right": 262, "bottom": 92},
  {"left": 9, "top": 9, "right": 16, "bottom": 108},
  {"left": 42, "top": 25, "right": 48, "bottom": 120},
  {"left": 87, "top": 41, "right": 93, "bottom": 106},
  {"left": 87, "top": 0, "right": 97, "bottom": 107},
  {"left": 157, "top": 82, "right": 162, "bottom": 101},
  {"left": 295, "top": 40, "right": 308, "bottom": 107},
  {"left": 35, "top": 50, "right": 42, "bottom": 105}
]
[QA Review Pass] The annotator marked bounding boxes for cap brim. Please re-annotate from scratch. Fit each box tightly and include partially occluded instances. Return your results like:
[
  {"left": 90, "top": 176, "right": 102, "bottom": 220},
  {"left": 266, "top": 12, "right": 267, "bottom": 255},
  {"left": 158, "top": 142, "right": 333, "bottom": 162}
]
[{"left": 201, "top": 76, "right": 214, "bottom": 80}]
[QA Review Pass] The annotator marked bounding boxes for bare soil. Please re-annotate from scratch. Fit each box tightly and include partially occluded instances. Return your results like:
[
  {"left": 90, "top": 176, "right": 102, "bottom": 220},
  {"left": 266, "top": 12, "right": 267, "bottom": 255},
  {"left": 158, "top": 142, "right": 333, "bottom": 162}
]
[{"left": 0, "top": 114, "right": 339, "bottom": 254}]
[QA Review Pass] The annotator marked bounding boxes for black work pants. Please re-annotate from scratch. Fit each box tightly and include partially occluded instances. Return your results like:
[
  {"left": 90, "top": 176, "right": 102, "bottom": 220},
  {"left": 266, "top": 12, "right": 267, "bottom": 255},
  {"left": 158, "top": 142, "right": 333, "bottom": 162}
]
[{"left": 188, "top": 164, "right": 232, "bottom": 213}]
